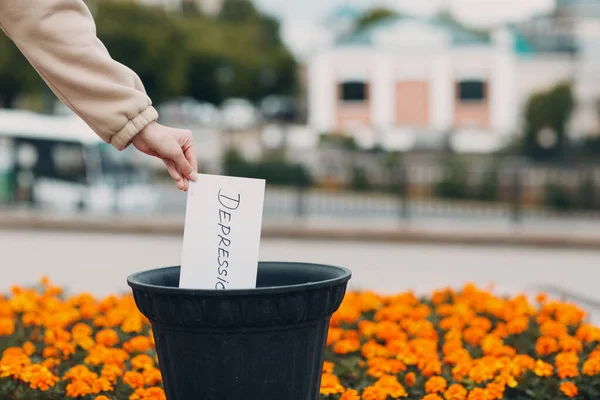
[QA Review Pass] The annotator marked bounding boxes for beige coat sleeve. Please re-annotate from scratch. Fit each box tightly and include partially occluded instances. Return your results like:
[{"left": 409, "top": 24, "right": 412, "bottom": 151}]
[{"left": 0, "top": 0, "right": 158, "bottom": 150}]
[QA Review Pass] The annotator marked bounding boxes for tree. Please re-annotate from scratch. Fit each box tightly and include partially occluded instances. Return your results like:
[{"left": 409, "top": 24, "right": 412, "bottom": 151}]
[
  {"left": 0, "top": 35, "right": 41, "bottom": 108},
  {"left": 354, "top": 8, "right": 398, "bottom": 32},
  {"left": 523, "top": 82, "right": 574, "bottom": 161},
  {"left": 94, "top": 2, "right": 189, "bottom": 104}
]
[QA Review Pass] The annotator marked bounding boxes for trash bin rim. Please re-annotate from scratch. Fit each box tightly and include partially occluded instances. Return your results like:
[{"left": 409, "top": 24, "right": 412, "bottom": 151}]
[{"left": 127, "top": 262, "right": 352, "bottom": 297}]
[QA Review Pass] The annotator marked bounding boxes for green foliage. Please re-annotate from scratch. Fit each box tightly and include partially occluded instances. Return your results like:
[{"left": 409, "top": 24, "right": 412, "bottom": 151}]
[
  {"left": 0, "top": 0, "right": 297, "bottom": 109},
  {"left": 223, "top": 149, "right": 312, "bottom": 187},
  {"left": 544, "top": 183, "right": 575, "bottom": 211},
  {"left": 474, "top": 167, "right": 500, "bottom": 202},
  {"left": 349, "top": 167, "right": 371, "bottom": 192},
  {"left": 319, "top": 134, "right": 358, "bottom": 151},
  {"left": 95, "top": 2, "right": 189, "bottom": 105},
  {"left": 434, "top": 163, "right": 468, "bottom": 200},
  {"left": 354, "top": 8, "right": 398, "bottom": 32},
  {"left": 523, "top": 82, "right": 575, "bottom": 161},
  {"left": 0, "top": 35, "right": 41, "bottom": 108}
]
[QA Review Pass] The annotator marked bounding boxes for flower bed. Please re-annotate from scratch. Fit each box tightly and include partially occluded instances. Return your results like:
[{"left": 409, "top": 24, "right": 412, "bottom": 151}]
[{"left": 0, "top": 279, "right": 599, "bottom": 399}]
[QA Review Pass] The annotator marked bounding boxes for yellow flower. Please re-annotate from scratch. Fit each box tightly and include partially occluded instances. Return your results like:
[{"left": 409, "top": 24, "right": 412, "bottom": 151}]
[{"left": 533, "top": 360, "right": 554, "bottom": 377}]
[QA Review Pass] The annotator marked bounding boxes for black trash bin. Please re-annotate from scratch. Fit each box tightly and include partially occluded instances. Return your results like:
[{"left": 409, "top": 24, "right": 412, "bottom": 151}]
[{"left": 127, "top": 262, "right": 351, "bottom": 400}]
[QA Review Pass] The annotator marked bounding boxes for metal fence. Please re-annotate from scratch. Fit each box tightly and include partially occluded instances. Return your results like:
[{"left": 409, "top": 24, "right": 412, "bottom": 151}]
[{"left": 3, "top": 153, "right": 600, "bottom": 226}]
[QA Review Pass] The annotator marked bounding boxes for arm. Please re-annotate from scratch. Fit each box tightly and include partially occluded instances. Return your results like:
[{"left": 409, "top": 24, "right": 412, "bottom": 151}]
[
  {"left": 0, "top": 0, "right": 156, "bottom": 150},
  {"left": 0, "top": 0, "right": 197, "bottom": 189}
]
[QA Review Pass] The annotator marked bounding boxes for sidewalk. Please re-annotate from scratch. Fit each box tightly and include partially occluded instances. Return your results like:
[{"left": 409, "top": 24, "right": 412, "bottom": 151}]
[{"left": 2, "top": 209, "right": 600, "bottom": 250}]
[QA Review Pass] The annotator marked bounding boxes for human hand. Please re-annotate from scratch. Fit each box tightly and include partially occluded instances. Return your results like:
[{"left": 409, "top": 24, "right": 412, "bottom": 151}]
[{"left": 131, "top": 122, "right": 198, "bottom": 191}]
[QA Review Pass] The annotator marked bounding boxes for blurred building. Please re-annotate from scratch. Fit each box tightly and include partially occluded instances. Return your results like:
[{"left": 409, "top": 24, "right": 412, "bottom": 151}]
[
  {"left": 308, "top": 5, "right": 600, "bottom": 154},
  {"left": 308, "top": 17, "right": 521, "bottom": 153}
]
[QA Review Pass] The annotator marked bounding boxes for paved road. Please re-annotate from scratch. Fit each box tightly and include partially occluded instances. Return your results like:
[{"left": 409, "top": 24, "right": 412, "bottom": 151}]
[{"left": 2, "top": 228, "right": 600, "bottom": 321}]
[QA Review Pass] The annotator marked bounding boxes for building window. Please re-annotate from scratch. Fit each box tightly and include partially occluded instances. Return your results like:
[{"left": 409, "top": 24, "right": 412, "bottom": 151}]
[
  {"left": 340, "top": 81, "right": 367, "bottom": 102},
  {"left": 457, "top": 80, "right": 486, "bottom": 102}
]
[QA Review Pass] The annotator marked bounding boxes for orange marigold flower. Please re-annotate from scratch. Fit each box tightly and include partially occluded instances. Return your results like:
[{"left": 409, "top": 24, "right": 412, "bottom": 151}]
[
  {"left": 95, "top": 396, "right": 110, "bottom": 400},
  {"left": 485, "top": 382, "right": 505, "bottom": 400},
  {"left": 19, "top": 364, "right": 60, "bottom": 391},
  {"left": 340, "top": 389, "right": 360, "bottom": 400},
  {"left": 452, "top": 361, "right": 471, "bottom": 381},
  {"left": 533, "top": 360, "right": 553, "bottom": 377},
  {"left": 463, "top": 326, "right": 487, "bottom": 347},
  {"left": 22, "top": 341, "right": 35, "bottom": 356},
  {"left": 96, "top": 329, "right": 120, "bottom": 347},
  {"left": 327, "top": 327, "right": 343, "bottom": 346},
  {"left": 420, "top": 359, "right": 442, "bottom": 377},
  {"left": 535, "top": 337, "right": 558, "bottom": 356},
  {"left": 333, "top": 338, "right": 360, "bottom": 355},
  {"left": 319, "top": 373, "right": 344, "bottom": 395},
  {"left": 361, "top": 386, "right": 388, "bottom": 400},
  {"left": 121, "top": 316, "right": 143, "bottom": 333},
  {"left": 366, "top": 357, "right": 406, "bottom": 378},
  {"left": 539, "top": 320, "right": 568, "bottom": 338},
  {"left": 142, "top": 367, "right": 162, "bottom": 386},
  {"left": 404, "top": 372, "right": 416, "bottom": 387},
  {"left": 42, "top": 357, "right": 60, "bottom": 370},
  {"left": 72, "top": 322, "right": 93, "bottom": 338},
  {"left": 374, "top": 375, "right": 408, "bottom": 398},
  {"left": 129, "top": 387, "right": 167, "bottom": 400},
  {"left": 559, "top": 335, "right": 583, "bottom": 353},
  {"left": 131, "top": 354, "right": 155, "bottom": 371},
  {"left": 444, "top": 383, "right": 467, "bottom": 400},
  {"left": 362, "top": 340, "right": 391, "bottom": 359},
  {"left": 123, "top": 371, "right": 145, "bottom": 389},
  {"left": 124, "top": 336, "right": 153, "bottom": 354},
  {"left": 506, "top": 316, "right": 529, "bottom": 335},
  {"left": 557, "top": 363, "right": 579, "bottom": 379},
  {"left": 576, "top": 323, "right": 600, "bottom": 344},
  {"left": 323, "top": 361, "right": 334, "bottom": 374},
  {"left": 559, "top": 381, "right": 578, "bottom": 398},
  {"left": 0, "top": 318, "right": 15, "bottom": 336},
  {"left": 66, "top": 380, "right": 94, "bottom": 397},
  {"left": 582, "top": 357, "right": 600, "bottom": 376},
  {"left": 423, "top": 395, "right": 444, "bottom": 400},
  {"left": 425, "top": 376, "right": 447, "bottom": 394},
  {"left": 101, "top": 364, "right": 123, "bottom": 384},
  {"left": 467, "top": 387, "right": 492, "bottom": 400}
]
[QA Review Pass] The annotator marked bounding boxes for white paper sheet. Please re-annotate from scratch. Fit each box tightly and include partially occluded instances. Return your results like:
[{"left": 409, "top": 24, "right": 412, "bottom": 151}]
[{"left": 179, "top": 174, "right": 266, "bottom": 290}]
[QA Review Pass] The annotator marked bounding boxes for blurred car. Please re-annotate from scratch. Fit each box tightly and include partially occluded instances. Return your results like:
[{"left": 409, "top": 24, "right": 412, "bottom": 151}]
[
  {"left": 158, "top": 97, "right": 221, "bottom": 128},
  {"left": 220, "top": 98, "right": 261, "bottom": 131},
  {"left": 259, "top": 95, "right": 296, "bottom": 123}
]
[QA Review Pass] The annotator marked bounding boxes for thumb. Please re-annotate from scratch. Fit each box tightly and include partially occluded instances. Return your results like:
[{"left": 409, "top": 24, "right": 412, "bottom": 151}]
[{"left": 173, "top": 149, "right": 198, "bottom": 181}]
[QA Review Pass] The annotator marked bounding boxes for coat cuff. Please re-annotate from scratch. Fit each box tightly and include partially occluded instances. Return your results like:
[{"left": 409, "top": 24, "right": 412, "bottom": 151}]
[{"left": 110, "top": 106, "right": 159, "bottom": 151}]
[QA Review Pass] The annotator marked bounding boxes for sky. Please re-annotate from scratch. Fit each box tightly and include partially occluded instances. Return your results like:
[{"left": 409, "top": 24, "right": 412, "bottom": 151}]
[{"left": 252, "top": 0, "right": 556, "bottom": 59}]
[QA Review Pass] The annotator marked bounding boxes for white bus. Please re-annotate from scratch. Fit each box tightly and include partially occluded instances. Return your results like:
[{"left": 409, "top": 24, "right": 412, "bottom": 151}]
[{"left": 0, "top": 109, "right": 158, "bottom": 214}]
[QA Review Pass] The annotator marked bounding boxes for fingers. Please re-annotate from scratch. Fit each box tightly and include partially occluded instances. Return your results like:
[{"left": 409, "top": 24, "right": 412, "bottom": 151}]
[
  {"left": 163, "top": 159, "right": 186, "bottom": 191},
  {"left": 173, "top": 149, "right": 198, "bottom": 182},
  {"left": 182, "top": 138, "right": 198, "bottom": 178}
]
